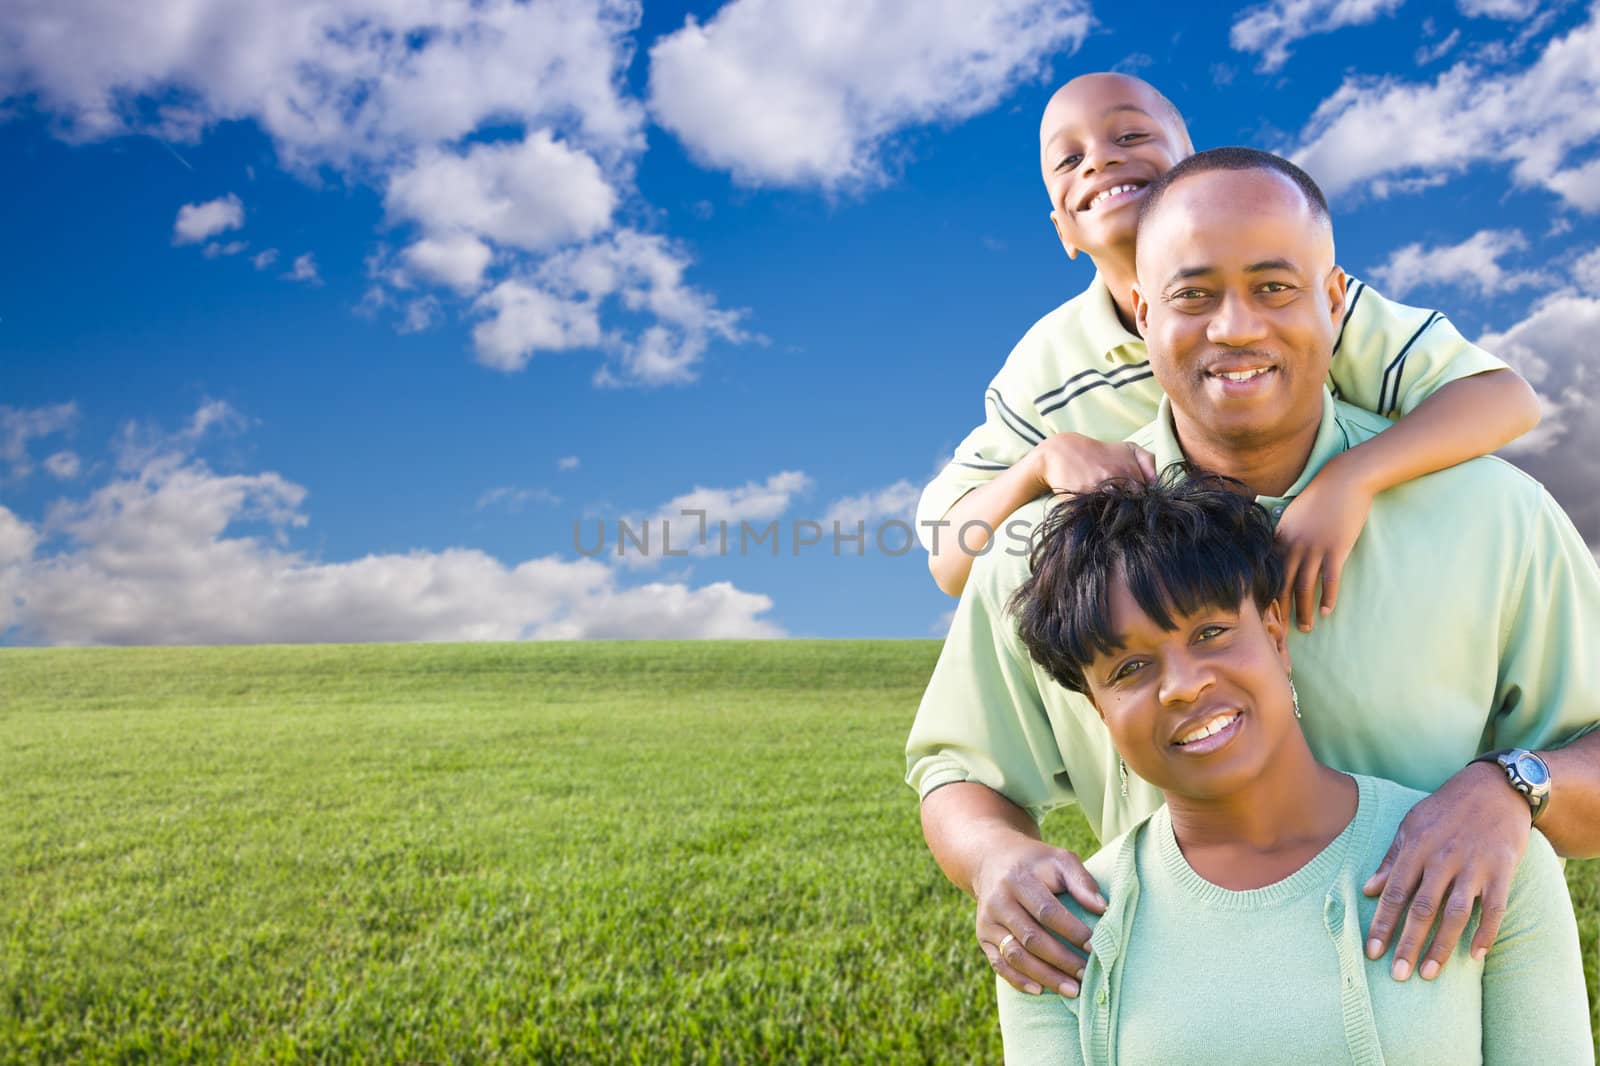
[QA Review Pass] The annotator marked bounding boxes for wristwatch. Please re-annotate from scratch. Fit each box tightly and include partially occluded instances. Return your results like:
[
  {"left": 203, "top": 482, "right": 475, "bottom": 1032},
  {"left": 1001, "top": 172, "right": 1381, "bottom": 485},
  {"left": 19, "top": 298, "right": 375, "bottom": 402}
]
[{"left": 1472, "top": 748, "right": 1551, "bottom": 824}]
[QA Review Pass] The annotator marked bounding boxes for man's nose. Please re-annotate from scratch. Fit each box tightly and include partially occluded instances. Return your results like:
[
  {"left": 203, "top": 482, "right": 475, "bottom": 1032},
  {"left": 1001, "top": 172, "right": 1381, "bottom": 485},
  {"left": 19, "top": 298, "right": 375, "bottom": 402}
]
[{"left": 1206, "top": 290, "right": 1269, "bottom": 347}]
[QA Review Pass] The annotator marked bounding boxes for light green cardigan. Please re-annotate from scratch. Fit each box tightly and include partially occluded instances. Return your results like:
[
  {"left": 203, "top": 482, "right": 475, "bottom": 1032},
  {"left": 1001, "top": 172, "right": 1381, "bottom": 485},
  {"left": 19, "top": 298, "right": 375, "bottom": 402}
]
[{"left": 996, "top": 775, "right": 1594, "bottom": 1065}]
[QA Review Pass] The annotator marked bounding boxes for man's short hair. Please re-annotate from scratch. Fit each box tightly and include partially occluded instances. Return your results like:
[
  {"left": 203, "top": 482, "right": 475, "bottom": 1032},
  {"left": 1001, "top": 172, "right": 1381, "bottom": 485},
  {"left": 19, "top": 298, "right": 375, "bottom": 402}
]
[
  {"left": 1135, "top": 146, "right": 1330, "bottom": 237},
  {"left": 1008, "top": 473, "right": 1285, "bottom": 696}
]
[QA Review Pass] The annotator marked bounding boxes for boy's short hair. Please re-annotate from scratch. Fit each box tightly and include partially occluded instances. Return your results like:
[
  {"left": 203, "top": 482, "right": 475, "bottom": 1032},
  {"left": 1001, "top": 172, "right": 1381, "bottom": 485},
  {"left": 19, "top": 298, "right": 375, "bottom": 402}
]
[
  {"left": 1008, "top": 472, "right": 1285, "bottom": 695},
  {"left": 1135, "top": 146, "right": 1330, "bottom": 237}
]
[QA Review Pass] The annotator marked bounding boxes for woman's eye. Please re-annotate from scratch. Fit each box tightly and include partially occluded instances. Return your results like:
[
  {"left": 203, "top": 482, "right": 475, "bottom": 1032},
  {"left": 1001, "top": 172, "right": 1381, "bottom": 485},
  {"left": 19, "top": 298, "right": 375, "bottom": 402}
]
[
  {"left": 1112, "top": 659, "right": 1145, "bottom": 682},
  {"left": 1196, "top": 625, "right": 1228, "bottom": 642}
]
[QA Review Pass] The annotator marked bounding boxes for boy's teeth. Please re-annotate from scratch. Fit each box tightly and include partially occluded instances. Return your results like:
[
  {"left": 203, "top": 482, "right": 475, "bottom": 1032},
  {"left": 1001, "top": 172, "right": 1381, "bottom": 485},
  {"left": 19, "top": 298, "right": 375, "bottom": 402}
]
[
  {"left": 1176, "top": 712, "right": 1238, "bottom": 745},
  {"left": 1089, "top": 183, "right": 1140, "bottom": 209}
]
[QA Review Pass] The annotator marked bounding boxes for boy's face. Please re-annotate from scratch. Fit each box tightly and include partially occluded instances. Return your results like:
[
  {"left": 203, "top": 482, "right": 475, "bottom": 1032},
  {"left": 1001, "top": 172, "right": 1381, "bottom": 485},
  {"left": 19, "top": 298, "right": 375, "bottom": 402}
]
[{"left": 1040, "top": 74, "right": 1191, "bottom": 262}]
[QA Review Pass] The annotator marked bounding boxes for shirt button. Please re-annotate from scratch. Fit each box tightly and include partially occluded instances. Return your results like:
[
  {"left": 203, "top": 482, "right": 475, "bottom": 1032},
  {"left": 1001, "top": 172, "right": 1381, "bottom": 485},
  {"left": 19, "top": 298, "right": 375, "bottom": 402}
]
[{"left": 1273, "top": 506, "right": 1285, "bottom": 517}]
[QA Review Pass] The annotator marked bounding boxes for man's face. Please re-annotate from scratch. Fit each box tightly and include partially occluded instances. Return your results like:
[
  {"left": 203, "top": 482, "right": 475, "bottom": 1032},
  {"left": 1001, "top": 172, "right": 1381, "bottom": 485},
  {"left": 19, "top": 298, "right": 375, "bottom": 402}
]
[
  {"left": 1132, "top": 169, "right": 1346, "bottom": 449},
  {"left": 1040, "top": 74, "right": 1191, "bottom": 261}
]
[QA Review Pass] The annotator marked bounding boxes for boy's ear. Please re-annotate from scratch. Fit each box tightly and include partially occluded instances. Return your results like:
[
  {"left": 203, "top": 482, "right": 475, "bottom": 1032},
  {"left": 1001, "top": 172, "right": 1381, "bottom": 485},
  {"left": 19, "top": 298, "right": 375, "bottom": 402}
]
[{"left": 1049, "top": 210, "right": 1079, "bottom": 260}]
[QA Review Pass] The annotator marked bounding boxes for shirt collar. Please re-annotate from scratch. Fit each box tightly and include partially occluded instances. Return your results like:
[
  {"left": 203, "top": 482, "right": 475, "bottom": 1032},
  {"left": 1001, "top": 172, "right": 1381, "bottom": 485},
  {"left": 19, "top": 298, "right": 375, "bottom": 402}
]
[
  {"left": 1083, "top": 273, "right": 1145, "bottom": 363},
  {"left": 1145, "top": 389, "right": 1347, "bottom": 511}
]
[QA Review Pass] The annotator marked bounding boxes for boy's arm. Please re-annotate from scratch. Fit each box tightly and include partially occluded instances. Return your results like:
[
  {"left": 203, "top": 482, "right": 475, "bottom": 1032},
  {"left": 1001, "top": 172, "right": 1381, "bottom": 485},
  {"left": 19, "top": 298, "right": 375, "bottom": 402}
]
[{"left": 927, "top": 434, "right": 1155, "bottom": 597}]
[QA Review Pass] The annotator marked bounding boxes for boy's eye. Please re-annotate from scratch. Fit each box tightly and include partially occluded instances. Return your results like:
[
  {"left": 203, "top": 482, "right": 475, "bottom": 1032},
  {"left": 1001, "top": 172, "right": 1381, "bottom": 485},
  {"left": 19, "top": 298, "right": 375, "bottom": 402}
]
[
  {"left": 1117, "top": 132, "right": 1148, "bottom": 144},
  {"left": 1056, "top": 153, "right": 1082, "bottom": 171}
]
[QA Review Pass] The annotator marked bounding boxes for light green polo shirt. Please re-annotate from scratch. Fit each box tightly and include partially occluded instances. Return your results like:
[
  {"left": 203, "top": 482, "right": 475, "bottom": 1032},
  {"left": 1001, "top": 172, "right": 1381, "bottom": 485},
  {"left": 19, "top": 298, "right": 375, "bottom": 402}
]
[
  {"left": 996, "top": 775, "right": 1594, "bottom": 1065},
  {"left": 906, "top": 391, "right": 1600, "bottom": 842},
  {"left": 915, "top": 274, "right": 1507, "bottom": 551}
]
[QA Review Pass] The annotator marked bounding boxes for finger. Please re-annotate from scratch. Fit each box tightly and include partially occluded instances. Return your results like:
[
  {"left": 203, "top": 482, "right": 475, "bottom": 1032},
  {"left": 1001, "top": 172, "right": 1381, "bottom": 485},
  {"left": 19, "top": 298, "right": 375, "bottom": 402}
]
[
  {"left": 982, "top": 939, "right": 1043, "bottom": 996},
  {"left": 1418, "top": 882, "right": 1478, "bottom": 980},
  {"left": 1387, "top": 870, "right": 1454, "bottom": 981},
  {"left": 989, "top": 925, "right": 1085, "bottom": 997},
  {"left": 1046, "top": 857, "right": 1108, "bottom": 916},
  {"left": 1018, "top": 880, "right": 1097, "bottom": 952},
  {"left": 1277, "top": 550, "right": 1304, "bottom": 624},
  {"left": 1363, "top": 835, "right": 1400, "bottom": 898},
  {"left": 1364, "top": 841, "right": 1417, "bottom": 959},
  {"left": 1320, "top": 555, "right": 1343, "bottom": 617},
  {"left": 1467, "top": 875, "right": 1512, "bottom": 962},
  {"left": 990, "top": 899, "right": 1091, "bottom": 983},
  {"left": 1133, "top": 445, "right": 1157, "bottom": 482},
  {"left": 1294, "top": 558, "right": 1320, "bottom": 632}
]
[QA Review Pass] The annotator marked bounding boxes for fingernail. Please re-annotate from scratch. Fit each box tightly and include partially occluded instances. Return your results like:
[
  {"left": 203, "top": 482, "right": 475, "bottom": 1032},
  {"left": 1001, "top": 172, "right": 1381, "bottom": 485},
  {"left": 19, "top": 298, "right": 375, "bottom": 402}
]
[
  {"left": 1059, "top": 981, "right": 1079, "bottom": 998},
  {"left": 1321, "top": 606, "right": 1332, "bottom": 616},
  {"left": 1025, "top": 982, "right": 1041, "bottom": 996},
  {"left": 1472, "top": 947, "right": 1487, "bottom": 962},
  {"left": 1420, "top": 960, "right": 1439, "bottom": 981},
  {"left": 1094, "top": 893, "right": 1108, "bottom": 908},
  {"left": 1392, "top": 959, "right": 1411, "bottom": 981},
  {"left": 1300, "top": 623, "right": 1312, "bottom": 632},
  {"left": 1366, "top": 938, "right": 1383, "bottom": 959}
]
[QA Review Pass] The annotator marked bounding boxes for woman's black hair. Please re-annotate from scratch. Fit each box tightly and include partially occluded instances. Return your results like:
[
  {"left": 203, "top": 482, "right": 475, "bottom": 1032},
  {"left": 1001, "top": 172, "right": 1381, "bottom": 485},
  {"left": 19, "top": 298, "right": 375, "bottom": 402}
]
[{"left": 1008, "top": 471, "right": 1285, "bottom": 695}]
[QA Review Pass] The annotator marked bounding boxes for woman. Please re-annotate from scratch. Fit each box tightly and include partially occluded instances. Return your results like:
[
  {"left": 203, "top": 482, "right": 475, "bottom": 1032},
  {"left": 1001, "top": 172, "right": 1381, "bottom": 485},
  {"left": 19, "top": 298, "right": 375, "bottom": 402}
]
[{"left": 998, "top": 474, "right": 1592, "bottom": 1065}]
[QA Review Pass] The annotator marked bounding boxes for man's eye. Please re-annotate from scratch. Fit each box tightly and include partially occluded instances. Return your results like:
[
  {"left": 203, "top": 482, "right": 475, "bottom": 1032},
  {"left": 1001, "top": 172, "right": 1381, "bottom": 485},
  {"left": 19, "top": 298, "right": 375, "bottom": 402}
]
[
  {"left": 1259, "top": 282, "right": 1292, "bottom": 293},
  {"left": 1173, "top": 288, "right": 1208, "bottom": 300}
]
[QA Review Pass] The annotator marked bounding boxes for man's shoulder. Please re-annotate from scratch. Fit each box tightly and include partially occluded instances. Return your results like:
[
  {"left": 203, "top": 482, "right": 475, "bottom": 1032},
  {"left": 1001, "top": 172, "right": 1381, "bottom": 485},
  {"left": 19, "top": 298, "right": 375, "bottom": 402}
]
[{"left": 1332, "top": 400, "right": 1547, "bottom": 504}]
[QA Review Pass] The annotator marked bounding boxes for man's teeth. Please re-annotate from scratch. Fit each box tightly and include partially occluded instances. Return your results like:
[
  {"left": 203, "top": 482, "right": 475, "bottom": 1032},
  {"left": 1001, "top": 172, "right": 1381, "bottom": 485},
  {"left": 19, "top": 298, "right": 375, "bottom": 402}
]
[
  {"left": 1176, "top": 713, "right": 1239, "bottom": 746},
  {"left": 1088, "top": 183, "right": 1141, "bottom": 209},
  {"left": 1214, "top": 368, "right": 1271, "bottom": 382}
]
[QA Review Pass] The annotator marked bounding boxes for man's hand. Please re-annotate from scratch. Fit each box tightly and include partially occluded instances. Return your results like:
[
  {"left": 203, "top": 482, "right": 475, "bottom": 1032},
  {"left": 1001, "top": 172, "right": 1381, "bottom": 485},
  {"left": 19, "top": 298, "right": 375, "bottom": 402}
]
[
  {"left": 1275, "top": 459, "right": 1376, "bottom": 632},
  {"left": 1363, "top": 761, "right": 1532, "bottom": 980},
  {"left": 1029, "top": 432, "right": 1156, "bottom": 499},
  {"left": 972, "top": 836, "right": 1107, "bottom": 998}
]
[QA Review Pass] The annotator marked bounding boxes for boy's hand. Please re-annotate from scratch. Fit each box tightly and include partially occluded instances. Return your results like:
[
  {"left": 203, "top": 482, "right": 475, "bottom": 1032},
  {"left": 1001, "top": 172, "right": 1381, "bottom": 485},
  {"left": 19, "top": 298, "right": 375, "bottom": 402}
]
[
  {"left": 1028, "top": 432, "right": 1156, "bottom": 498},
  {"left": 1275, "top": 459, "right": 1376, "bottom": 632}
]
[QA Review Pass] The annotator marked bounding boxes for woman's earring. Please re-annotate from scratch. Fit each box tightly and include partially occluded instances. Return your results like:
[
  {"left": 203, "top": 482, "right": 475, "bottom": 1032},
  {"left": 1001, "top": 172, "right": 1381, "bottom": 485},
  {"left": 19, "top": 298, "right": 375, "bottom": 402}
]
[
  {"left": 1119, "top": 757, "right": 1129, "bottom": 797},
  {"left": 1290, "top": 678, "right": 1302, "bottom": 719}
]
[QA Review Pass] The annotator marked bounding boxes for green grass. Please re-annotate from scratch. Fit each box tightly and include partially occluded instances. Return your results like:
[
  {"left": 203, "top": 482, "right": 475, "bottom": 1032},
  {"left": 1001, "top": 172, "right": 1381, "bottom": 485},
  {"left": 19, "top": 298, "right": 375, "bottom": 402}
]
[{"left": 0, "top": 642, "right": 1594, "bottom": 1063}]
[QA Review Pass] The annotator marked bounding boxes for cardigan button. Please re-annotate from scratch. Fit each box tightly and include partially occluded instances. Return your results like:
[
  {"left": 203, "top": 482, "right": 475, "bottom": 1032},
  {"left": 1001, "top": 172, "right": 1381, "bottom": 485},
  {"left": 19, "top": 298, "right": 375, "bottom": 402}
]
[{"left": 1095, "top": 989, "right": 1108, "bottom": 1005}]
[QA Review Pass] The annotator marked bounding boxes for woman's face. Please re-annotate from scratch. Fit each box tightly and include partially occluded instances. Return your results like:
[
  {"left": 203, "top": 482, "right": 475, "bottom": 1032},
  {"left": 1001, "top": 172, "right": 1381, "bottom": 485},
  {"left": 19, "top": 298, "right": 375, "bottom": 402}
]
[{"left": 1083, "top": 577, "right": 1296, "bottom": 800}]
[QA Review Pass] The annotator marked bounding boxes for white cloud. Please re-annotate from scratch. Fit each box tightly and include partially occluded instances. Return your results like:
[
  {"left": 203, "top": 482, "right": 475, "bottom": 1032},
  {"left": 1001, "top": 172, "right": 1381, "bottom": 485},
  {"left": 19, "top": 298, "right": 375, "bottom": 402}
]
[
  {"left": 0, "top": 0, "right": 643, "bottom": 170},
  {"left": 112, "top": 398, "right": 248, "bottom": 472},
  {"left": 283, "top": 253, "right": 320, "bottom": 284},
  {"left": 1366, "top": 229, "right": 1555, "bottom": 300},
  {"left": 558, "top": 455, "right": 581, "bottom": 471},
  {"left": 1, "top": 405, "right": 782, "bottom": 644},
  {"left": 821, "top": 479, "right": 921, "bottom": 529},
  {"left": 4, "top": 1, "right": 752, "bottom": 386},
  {"left": 172, "top": 193, "right": 243, "bottom": 245},
  {"left": 1479, "top": 295, "right": 1600, "bottom": 543},
  {"left": 1572, "top": 247, "right": 1600, "bottom": 292},
  {"left": 1415, "top": 28, "right": 1462, "bottom": 66},
  {"left": 1290, "top": 8, "right": 1600, "bottom": 211},
  {"left": 1458, "top": 0, "right": 1542, "bottom": 17},
  {"left": 202, "top": 239, "right": 248, "bottom": 258},
  {"left": 474, "top": 229, "right": 752, "bottom": 384},
  {"left": 470, "top": 281, "right": 602, "bottom": 372},
  {"left": 617, "top": 470, "right": 812, "bottom": 568},
  {"left": 43, "top": 451, "right": 81, "bottom": 479},
  {"left": 476, "top": 486, "right": 562, "bottom": 511},
  {"left": 1230, "top": 0, "right": 1404, "bottom": 72},
  {"left": 1, "top": 402, "right": 78, "bottom": 480},
  {"left": 401, "top": 235, "right": 494, "bottom": 295},
  {"left": 648, "top": 0, "right": 1091, "bottom": 190},
  {"left": 385, "top": 133, "right": 617, "bottom": 253}
]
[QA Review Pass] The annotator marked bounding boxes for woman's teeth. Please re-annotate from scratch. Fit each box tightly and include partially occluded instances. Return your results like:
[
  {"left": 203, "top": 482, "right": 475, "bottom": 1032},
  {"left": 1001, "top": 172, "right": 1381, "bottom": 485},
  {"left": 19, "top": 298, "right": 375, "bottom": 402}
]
[{"left": 1176, "top": 712, "right": 1239, "bottom": 746}]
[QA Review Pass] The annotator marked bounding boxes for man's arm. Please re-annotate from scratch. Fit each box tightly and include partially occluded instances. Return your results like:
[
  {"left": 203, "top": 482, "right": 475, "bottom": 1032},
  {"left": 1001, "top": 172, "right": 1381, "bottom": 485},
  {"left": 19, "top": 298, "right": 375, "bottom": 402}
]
[
  {"left": 1530, "top": 726, "right": 1600, "bottom": 857},
  {"left": 1277, "top": 369, "right": 1540, "bottom": 630},
  {"left": 921, "top": 782, "right": 1104, "bottom": 998}
]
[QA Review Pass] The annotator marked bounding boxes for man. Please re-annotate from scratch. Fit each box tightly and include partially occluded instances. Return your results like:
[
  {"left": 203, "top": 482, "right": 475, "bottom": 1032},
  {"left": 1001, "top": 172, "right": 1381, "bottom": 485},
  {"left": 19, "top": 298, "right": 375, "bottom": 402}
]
[{"left": 907, "top": 147, "right": 1600, "bottom": 1005}]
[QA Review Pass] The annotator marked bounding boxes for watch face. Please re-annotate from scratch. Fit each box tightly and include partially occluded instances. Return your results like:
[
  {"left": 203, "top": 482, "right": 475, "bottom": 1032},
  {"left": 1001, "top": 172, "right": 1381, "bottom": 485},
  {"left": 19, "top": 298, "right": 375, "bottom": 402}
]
[{"left": 1515, "top": 754, "right": 1550, "bottom": 787}]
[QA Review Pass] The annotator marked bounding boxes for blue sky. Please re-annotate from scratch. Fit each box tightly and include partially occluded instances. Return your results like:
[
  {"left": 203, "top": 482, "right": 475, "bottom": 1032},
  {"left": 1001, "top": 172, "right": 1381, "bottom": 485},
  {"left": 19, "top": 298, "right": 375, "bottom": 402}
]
[{"left": 3, "top": 0, "right": 1598, "bottom": 643}]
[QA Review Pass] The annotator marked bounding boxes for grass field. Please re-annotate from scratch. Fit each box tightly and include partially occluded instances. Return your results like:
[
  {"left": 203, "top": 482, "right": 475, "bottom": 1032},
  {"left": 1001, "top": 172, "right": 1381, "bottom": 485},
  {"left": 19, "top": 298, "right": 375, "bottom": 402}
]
[{"left": 1, "top": 641, "right": 1595, "bottom": 1063}]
